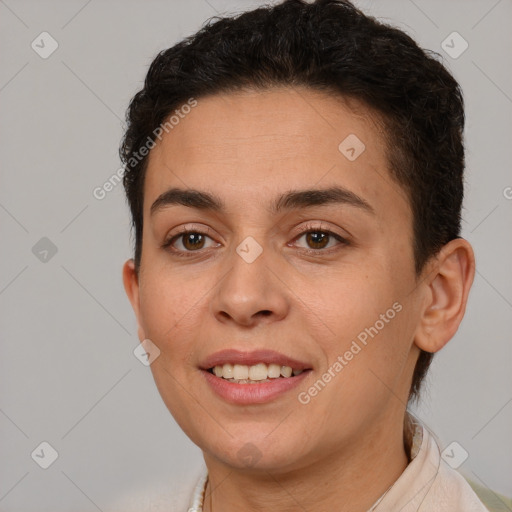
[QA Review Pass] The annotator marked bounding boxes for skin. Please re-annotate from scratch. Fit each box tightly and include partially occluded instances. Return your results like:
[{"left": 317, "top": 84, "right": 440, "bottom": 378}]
[{"left": 123, "top": 86, "right": 475, "bottom": 512}]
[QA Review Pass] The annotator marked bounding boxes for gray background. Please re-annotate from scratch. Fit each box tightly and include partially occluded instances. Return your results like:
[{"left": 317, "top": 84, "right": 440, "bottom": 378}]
[{"left": 1, "top": 0, "right": 511, "bottom": 510}]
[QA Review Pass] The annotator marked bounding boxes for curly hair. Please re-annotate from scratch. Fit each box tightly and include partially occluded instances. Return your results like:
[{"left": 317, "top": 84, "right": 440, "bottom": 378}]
[{"left": 120, "top": 0, "right": 465, "bottom": 404}]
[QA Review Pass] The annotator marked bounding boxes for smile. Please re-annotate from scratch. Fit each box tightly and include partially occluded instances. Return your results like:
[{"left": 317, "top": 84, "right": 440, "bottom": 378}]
[
  {"left": 200, "top": 349, "right": 312, "bottom": 404},
  {"left": 209, "top": 363, "right": 304, "bottom": 383}
]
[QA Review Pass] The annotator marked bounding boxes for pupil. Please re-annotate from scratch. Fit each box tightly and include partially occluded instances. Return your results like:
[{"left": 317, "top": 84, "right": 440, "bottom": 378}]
[
  {"left": 307, "top": 232, "right": 328, "bottom": 249},
  {"left": 184, "top": 233, "right": 204, "bottom": 250}
]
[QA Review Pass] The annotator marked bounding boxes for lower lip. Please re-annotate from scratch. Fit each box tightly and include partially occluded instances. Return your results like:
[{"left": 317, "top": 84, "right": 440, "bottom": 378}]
[{"left": 201, "top": 369, "right": 310, "bottom": 405}]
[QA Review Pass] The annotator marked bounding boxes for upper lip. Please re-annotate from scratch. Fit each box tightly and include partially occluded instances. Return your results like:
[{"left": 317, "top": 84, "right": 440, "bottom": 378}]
[{"left": 200, "top": 349, "right": 311, "bottom": 371}]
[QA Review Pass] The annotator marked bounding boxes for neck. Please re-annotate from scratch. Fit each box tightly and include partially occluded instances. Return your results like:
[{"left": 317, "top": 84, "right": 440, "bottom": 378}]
[{"left": 202, "top": 409, "right": 410, "bottom": 512}]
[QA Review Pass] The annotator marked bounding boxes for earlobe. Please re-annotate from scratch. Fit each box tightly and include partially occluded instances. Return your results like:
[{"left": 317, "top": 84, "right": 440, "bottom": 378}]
[
  {"left": 414, "top": 239, "right": 475, "bottom": 354},
  {"left": 122, "top": 259, "right": 145, "bottom": 341}
]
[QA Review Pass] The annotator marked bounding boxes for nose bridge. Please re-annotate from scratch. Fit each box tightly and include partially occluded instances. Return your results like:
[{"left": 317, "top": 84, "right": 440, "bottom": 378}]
[{"left": 211, "top": 234, "right": 289, "bottom": 325}]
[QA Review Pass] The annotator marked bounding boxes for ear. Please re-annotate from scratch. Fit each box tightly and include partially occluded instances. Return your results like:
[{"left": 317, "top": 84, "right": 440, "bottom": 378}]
[
  {"left": 414, "top": 238, "right": 475, "bottom": 353},
  {"left": 122, "top": 259, "right": 146, "bottom": 342}
]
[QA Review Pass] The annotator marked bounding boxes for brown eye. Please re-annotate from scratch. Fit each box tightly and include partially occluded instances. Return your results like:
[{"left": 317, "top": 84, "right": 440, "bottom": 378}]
[
  {"left": 163, "top": 229, "right": 219, "bottom": 255},
  {"left": 181, "top": 233, "right": 206, "bottom": 251},
  {"left": 304, "top": 231, "right": 330, "bottom": 249},
  {"left": 295, "top": 229, "right": 346, "bottom": 252}
]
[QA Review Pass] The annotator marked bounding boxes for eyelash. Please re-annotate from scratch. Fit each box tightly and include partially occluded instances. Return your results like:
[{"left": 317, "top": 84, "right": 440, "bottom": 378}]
[{"left": 161, "top": 222, "right": 349, "bottom": 258}]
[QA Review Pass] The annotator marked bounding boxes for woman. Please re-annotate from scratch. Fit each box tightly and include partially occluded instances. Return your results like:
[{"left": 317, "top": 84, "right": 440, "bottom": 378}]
[{"left": 120, "top": 1, "right": 487, "bottom": 510}]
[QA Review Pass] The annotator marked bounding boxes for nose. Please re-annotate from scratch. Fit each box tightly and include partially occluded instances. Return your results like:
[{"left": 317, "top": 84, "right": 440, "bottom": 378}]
[{"left": 210, "top": 240, "right": 290, "bottom": 328}]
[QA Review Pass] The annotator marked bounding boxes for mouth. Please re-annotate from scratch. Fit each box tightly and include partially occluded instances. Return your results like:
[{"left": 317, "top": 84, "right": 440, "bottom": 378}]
[
  {"left": 200, "top": 349, "right": 312, "bottom": 404},
  {"left": 207, "top": 363, "right": 307, "bottom": 383}
]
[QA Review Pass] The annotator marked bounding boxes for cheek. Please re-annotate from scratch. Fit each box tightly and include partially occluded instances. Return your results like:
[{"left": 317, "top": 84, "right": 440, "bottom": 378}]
[
  {"left": 306, "top": 268, "right": 410, "bottom": 385},
  {"left": 137, "top": 272, "right": 203, "bottom": 359},
  {"left": 300, "top": 265, "right": 393, "bottom": 342}
]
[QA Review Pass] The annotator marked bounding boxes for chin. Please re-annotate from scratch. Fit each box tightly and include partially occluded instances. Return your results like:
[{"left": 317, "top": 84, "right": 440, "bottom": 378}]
[{"left": 200, "top": 429, "right": 308, "bottom": 472}]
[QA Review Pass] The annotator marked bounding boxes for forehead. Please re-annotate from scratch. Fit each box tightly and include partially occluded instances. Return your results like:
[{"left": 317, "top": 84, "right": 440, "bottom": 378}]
[{"left": 143, "top": 87, "right": 409, "bottom": 221}]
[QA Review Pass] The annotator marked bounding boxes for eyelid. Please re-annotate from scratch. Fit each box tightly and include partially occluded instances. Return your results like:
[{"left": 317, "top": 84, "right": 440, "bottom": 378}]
[{"left": 290, "top": 220, "right": 350, "bottom": 240}]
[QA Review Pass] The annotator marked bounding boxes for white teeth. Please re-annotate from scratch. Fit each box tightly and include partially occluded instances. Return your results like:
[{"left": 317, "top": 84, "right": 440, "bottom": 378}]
[
  {"left": 249, "top": 363, "right": 268, "bottom": 381},
  {"left": 233, "top": 364, "right": 249, "bottom": 380},
  {"left": 211, "top": 363, "right": 303, "bottom": 381},
  {"left": 222, "top": 363, "right": 234, "bottom": 379},
  {"left": 268, "top": 363, "right": 281, "bottom": 378},
  {"left": 280, "top": 365, "right": 292, "bottom": 378}
]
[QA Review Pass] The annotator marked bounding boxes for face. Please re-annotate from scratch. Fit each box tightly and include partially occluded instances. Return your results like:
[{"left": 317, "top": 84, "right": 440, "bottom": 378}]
[{"left": 124, "top": 87, "right": 426, "bottom": 473}]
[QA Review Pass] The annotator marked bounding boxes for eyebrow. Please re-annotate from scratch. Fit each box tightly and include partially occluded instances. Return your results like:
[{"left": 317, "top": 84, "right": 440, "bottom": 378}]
[{"left": 150, "top": 185, "right": 375, "bottom": 216}]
